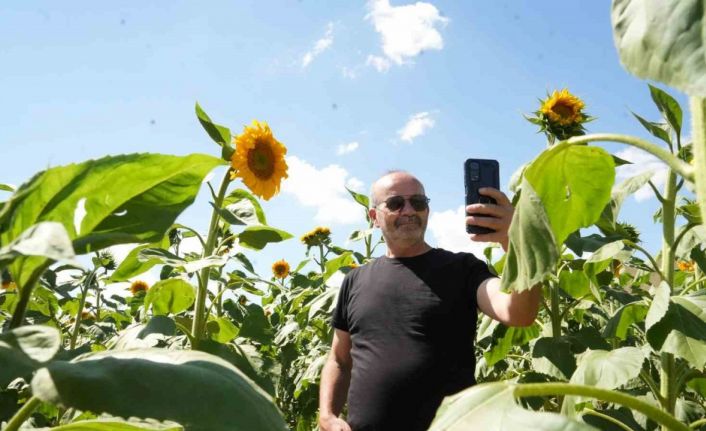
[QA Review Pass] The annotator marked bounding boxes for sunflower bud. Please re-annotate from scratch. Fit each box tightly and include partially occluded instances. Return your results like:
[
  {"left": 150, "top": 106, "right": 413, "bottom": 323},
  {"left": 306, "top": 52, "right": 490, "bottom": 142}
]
[{"left": 527, "top": 88, "right": 591, "bottom": 144}]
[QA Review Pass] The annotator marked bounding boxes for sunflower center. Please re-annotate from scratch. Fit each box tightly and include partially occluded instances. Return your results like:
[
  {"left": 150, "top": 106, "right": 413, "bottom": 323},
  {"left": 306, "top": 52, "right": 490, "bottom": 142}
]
[
  {"left": 551, "top": 102, "right": 575, "bottom": 119},
  {"left": 247, "top": 140, "right": 275, "bottom": 179}
]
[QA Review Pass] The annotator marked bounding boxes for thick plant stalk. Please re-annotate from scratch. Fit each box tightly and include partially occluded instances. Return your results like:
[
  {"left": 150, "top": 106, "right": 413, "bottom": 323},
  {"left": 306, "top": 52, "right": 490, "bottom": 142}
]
[
  {"left": 513, "top": 383, "right": 689, "bottom": 431},
  {"left": 191, "top": 169, "right": 231, "bottom": 347},
  {"left": 691, "top": 98, "right": 706, "bottom": 236},
  {"left": 662, "top": 169, "right": 677, "bottom": 288},
  {"left": 660, "top": 352, "right": 677, "bottom": 431},
  {"left": 549, "top": 280, "right": 561, "bottom": 338},
  {"left": 3, "top": 396, "right": 41, "bottom": 431}
]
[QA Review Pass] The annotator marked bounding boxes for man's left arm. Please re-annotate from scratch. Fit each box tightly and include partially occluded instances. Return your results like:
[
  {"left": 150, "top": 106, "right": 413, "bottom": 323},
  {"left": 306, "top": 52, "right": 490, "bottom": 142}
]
[{"left": 466, "top": 187, "right": 541, "bottom": 327}]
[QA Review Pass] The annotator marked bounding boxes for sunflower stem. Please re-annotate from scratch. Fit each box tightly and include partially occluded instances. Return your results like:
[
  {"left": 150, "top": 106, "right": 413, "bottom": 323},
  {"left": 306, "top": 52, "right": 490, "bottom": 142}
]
[
  {"left": 192, "top": 169, "right": 232, "bottom": 348},
  {"left": 3, "top": 396, "right": 42, "bottom": 431},
  {"left": 565, "top": 133, "right": 694, "bottom": 182},
  {"left": 690, "top": 97, "right": 706, "bottom": 245},
  {"left": 69, "top": 269, "right": 97, "bottom": 350}
]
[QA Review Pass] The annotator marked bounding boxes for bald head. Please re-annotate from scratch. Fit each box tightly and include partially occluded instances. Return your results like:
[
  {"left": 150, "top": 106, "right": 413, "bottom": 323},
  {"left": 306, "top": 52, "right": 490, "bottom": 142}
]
[{"left": 370, "top": 170, "right": 425, "bottom": 208}]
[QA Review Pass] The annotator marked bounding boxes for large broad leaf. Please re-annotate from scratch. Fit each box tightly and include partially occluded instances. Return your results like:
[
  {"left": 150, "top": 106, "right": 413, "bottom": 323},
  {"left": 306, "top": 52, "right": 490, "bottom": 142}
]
[
  {"left": 429, "top": 381, "right": 598, "bottom": 431},
  {"left": 45, "top": 419, "right": 183, "bottom": 430},
  {"left": 237, "top": 226, "right": 292, "bottom": 250},
  {"left": 238, "top": 303, "right": 274, "bottom": 345},
  {"left": 0, "top": 153, "right": 223, "bottom": 287},
  {"left": 562, "top": 347, "right": 645, "bottom": 416},
  {"left": 532, "top": 337, "right": 576, "bottom": 380},
  {"left": 138, "top": 248, "right": 227, "bottom": 273},
  {"left": 558, "top": 270, "right": 591, "bottom": 299},
  {"left": 0, "top": 325, "right": 61, "bottom": 387},
  {"left": 501, "top": 180, "right": 559, "bottom": 293},
  {"left": 598, "top": 171, "right": 655, "bottom": 232},
  {"left": 646, "top": 283, "right": 706, "bottom": 367},
  {"left": 524, "top": 142, "right": 615, "bottom": 246},
  {"left": 31, "top": 348, "right": 288, "bottom": 431},
  {"left": 323, "top": 252, "right": 354, "bottom": 282},
  {"left": 484, "top": 323, "right": 541, "bottom": 367},
  {"left": 143, "top": 279, "right": 195, "bottom": 316},
  {"left": 0, "top": 222, "right": 78, "bottom": 267},
  {"left": 612, "top": 0, "right": 706, "bottom": 97}
]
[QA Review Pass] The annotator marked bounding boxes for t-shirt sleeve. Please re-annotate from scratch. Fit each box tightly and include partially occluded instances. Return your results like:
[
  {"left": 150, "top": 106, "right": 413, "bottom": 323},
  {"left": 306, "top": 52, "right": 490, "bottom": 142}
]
[
  {"left": 331, "top": 272, "right": 352, "bottom": 331},
  {"left": 465, "top": 253, "right": 498, "bottom": 297}
]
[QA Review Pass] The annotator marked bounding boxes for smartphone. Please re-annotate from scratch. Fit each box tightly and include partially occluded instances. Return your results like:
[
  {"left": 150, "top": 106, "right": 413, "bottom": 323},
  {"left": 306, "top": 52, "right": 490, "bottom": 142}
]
[{"left": 464, "top": 158, "right": 500, "bottom": 234}]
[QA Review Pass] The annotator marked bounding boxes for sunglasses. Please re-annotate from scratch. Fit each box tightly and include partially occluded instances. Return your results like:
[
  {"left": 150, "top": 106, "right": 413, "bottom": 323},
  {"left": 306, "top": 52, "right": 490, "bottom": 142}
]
[{"left": 378, "top": 194, "right": 430, "bottom": 212}]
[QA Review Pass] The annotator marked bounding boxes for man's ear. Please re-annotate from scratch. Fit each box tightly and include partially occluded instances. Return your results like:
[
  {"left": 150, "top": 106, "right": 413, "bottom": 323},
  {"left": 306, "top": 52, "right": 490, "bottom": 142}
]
[{"left": 368, "top": 208, "right": 379, "bottom": 227}]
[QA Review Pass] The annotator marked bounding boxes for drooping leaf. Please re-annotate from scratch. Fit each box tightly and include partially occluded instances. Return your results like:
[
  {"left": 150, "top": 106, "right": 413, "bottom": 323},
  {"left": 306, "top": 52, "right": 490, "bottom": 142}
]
[
  {"left": 31, "top": 348, "right": 288, "bottom": 431},
  {"left": 237, "top": 226, "right": 292, "bottom": 250},
  {"left": 524, "top": 142, "right": 615, "bottom": 246},
  {"left": 558, "top": 270, "right": 591, "bottom": 299},
  {"left": 0, "top": 222, "right": 78, "bottom": 267},
  {"left": 532, "top": 337, "right": 576, "bottom": 380},
  {"left": 238, "top": 304, "right": 274, "bottom": 345},
  {"left": 308, "top": 287, "right": 339, "bottom": 320},
  {"left": 323, "top": 252, "right": 354, "bottom": 282},
  {"left": 648, "top": 84, "right": 683, "bottom": 138},
  {"left": 0, "top": 325, "right": 61, "bottom": 387},
  {"left": 562, "top": 347, "right": 645, "bottom": 416},
  {"left": 501, "top": 179, "right": 559, "bottom": 293},
  {"left": 484, "top": 323, "right": 541, "bottom": 367},
  {"left": 138, "top": 248, "right": 227, "bottom": 273},
  {"left": 220, "top": 189, "right": 267, "bottom": 226},
  {"left": 143, "top": 279, "right": 195, "bottom": 316},
  {"left": 631, "top": 112, "right": 671, "bottom": 145},
  {"left": 430, "top": 381, "right": 598, "bottom": 431},
  {"left": 598, "top": 170, "right": 656, "bottom": 232},
  {"left": 208, "top": 316, "right": 239, "bottom": 343},
  {"left": 612, "top": 0, "right": 706, "bottom": 97},
  {"left": 0, "top": 153, "right": 223, "bottom": 287}
]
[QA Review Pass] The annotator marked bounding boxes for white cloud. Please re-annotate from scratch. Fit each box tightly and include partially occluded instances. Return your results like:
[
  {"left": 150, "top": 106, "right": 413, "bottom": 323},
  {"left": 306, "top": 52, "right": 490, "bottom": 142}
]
[
  {"left": 281, "top": 156, "right": 366, "bottom": 225},
  {"left": 341, "top": 66, "right": 359, "bottom": 79},
  {"left": 428, "top": 206, "right": 500, "bottom": 259},
  {"left": 398, "top": 111, "right": 435, "bottom": 143},
  {"left": 366, "top": 0, "right": 448, "bottom": 69},
  {"left": 365, "top": 55, "right": 391, "bottom": 72},
  {"left": 615, "top": 147, "right": 667, "bottom": 202},
  {"left": 336, "top": 141, "right": 360, "bottom": 155},
  {"left": 302, "top": 22, "right": 334, "bottom": 68}
]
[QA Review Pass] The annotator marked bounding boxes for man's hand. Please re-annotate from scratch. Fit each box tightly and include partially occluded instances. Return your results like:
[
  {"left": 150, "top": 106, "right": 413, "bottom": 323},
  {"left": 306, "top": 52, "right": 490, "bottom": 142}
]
[
  {"left": 319, "top": 415, "right": 352, "bottom": 431},
  {"left": 466, "top": 187, "right": 514, "bottom": 251}
]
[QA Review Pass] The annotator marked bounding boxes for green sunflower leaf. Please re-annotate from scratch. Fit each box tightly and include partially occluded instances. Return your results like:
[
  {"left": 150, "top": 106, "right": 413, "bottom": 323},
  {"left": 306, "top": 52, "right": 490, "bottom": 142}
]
[{"left": 237, "top": 226, "right": 292, "bottom": 250}]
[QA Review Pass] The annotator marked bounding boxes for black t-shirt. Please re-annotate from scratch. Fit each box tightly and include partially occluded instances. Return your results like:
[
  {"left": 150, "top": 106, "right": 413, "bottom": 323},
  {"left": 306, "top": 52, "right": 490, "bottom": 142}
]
[{"left": 332, "top": 248, "right": 496, "bottom": 431}]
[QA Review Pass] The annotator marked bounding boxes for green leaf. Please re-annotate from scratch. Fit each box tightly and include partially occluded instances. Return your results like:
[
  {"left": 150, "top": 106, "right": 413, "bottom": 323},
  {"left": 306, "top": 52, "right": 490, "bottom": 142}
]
[
  {"left": 558, "top": 270, "right": 590, "bottom": 299},
  {"left": 484, "top": 324, "right": 540, "bottom": 367},
  {"left": 0, "top": 153, "right": 223, "bottom": 287},
  {"left": 46, "top": 419, "right": 184, "bottom": 430},
  {"left": 237, "top": 226, "right": 292, "bottom": 250},
  {"left": 0, "top": 183, "right": 15, "bottom": 192},
  {"left": 603, "top": 302, "right": 648, "bottom": 340},
  {"left": 31, "top": 348, "right": 288, "bottom": 431},
  {"left": 109, "top": 237, "right": 170, "bottom": 282},
  {"left": 346, "top": 187, "right": 369, "bottom": 209},
  {"left": 631, "top": 112, "right": 671, "bottom": 145},
  {"left": 598, "top": 171, "right": 655, "bottom": 232},
  {"left": 221, "top": 189, "right": 267, "bottom": 226},
  {"left": 562, "top": 347, "right": 645, "bottom": 416},
  {"left": 323, "top": 252, "right": 354, "bottom": 282},
  {"left": 648, "top": 84, "right": 683, "bottom": 138},
  {"left": 0, "top": 221, "right": 78, "bottom": 267},
  {"left": 532, "top": 337, "right": 576, "bottom": 380},
  {"left": 138, "top": 248, "right": 227, "bottom": 273},
  {"left": 138, "top": 315, "right": 177, "bottom": 339},
  {"left": 646, "top": 283, "right": 706, "bottom": 367},
  {"left": 238, "top": 304, "right": 274, "bottom": 345},
  {"left": 195, "top": 103, "right": 233, "bottom": 160},
  {"left": 524, "top": 142, "right": 615, "bottom": 246},
  {"left": 501, "top": 179, "right": 560, "bottom": 293},
  {"left": 208, "top": 316, "right": 239, "bottom": 343},
  {"left": 612, "top": 0, "right": 706, "bottom": 97},
  {"left": 308, "top": 287, "right": 339, "bottom": 320},
  {"left": 429, "top": 381, "right": 598, "bottom": 431},
  {"left": 144, "top": 279, "right": 195, "bottom": 316},
  {"left": 0, "top": 325, "right": 61, "bottom": 387}
]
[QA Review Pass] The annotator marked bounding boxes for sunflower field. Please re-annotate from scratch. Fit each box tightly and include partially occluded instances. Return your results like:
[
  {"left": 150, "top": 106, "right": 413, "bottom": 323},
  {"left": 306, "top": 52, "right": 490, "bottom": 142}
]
[{"left": 2, "top": 1, "right": 706, "bottom": 431}]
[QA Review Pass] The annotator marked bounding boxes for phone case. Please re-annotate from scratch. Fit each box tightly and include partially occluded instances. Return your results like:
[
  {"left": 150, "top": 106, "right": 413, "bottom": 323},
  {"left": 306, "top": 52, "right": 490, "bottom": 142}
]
[{"left": 464, "top": 159, "right": 500, "bottom": 234}]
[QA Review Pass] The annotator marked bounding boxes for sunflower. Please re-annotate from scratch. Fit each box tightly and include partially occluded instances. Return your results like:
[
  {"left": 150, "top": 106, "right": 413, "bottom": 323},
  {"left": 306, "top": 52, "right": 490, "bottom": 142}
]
[
  {"left": 540, "top": 89, "right": 585, "bottom": 126},
  {"left": 301, "top": 226, "right": 332, "bottom": 247},
  {"left": 677, "top": 261, "right": 695, "bottom": 272},
  {"left": 527, "top": 88, "right": 591, "bottom": 143},
  {"left": 130, "top": 280, "right": 149, "bottom": 295},
  {"left": 272, "top": 259, "right": 291, "bottom": 279},
  {"left": 230, "top": 120, "right": 288, "bottom": 200}
]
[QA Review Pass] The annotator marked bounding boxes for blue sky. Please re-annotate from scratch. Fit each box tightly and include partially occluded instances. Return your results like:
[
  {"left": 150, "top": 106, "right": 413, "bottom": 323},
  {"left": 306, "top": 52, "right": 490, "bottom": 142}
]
[{"left": 0, "top": 1, "right": 687, "bottom": 281}]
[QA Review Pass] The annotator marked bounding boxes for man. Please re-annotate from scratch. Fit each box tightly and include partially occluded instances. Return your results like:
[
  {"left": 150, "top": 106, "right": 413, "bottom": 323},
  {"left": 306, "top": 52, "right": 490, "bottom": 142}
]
[{"left": 318, "top": 170, "right": 541, "bottom": 431}]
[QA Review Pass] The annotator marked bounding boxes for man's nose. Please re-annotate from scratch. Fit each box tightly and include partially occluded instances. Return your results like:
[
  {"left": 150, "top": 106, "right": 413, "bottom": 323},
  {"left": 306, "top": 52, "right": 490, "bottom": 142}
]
[{"left": 399, "top": 199, "right": 416, "bottom": 214}]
